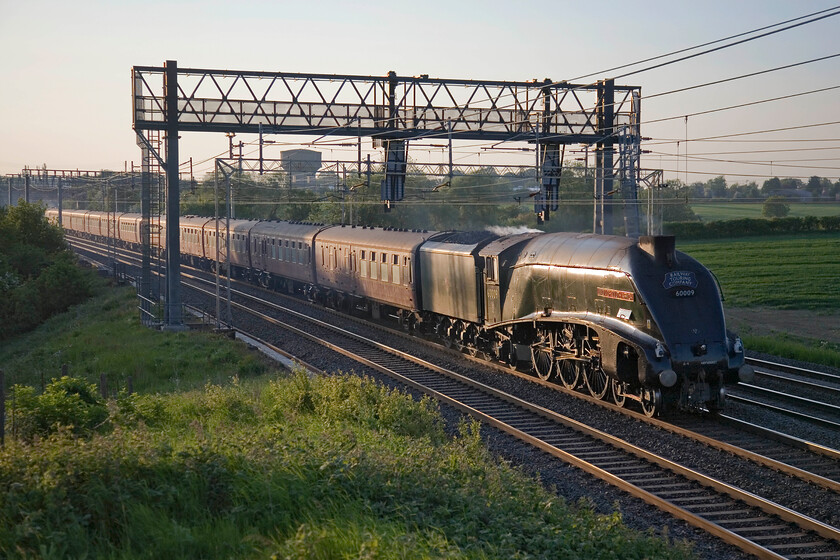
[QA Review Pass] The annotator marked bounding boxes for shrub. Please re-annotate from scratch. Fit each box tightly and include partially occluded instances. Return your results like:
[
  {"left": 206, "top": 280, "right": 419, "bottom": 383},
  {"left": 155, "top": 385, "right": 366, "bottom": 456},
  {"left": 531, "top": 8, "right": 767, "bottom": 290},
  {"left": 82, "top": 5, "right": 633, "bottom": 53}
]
[
  {"left": 665, "top": 215, "right": 840, "bottom": 239},
  {"left": 34, "top": 252, "right": 93, "bottom": 318},
  {"left": 819, "top": 215, "right": 840, "bottom": 231},
  {"left": 7, "top": 376, "right": 107, "bottom": 439},
  {"left": 0, "top": 203, "right": 94, "bottom": 340},
  {"left": 762, "top": 196, "right": 790, "bottom": 218}
]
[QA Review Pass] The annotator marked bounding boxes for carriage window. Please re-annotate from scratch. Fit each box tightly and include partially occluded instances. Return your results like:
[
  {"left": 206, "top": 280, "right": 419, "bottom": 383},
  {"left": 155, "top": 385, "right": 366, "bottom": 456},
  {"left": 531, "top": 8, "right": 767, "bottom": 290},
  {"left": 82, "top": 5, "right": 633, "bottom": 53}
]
[
  {"left": 404, "top": 256, "right": 412, "bottom": 285},
  {"left": 392, "top": 254, "right": 400, "bottom": 284},
  {"left": 369, "top": 251, "right": 377, "bottom": 280},
  {"left": 360, "top": 250, "right": 368, "bottom": 277},
  {"left": 380, "top": 253, "right": 389, "bottom": 282}
]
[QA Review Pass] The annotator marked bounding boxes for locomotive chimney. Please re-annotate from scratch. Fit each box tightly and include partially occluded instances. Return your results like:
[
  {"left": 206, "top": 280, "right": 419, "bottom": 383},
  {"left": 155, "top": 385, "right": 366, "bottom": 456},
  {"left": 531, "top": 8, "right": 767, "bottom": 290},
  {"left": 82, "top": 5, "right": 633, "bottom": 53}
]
[{"left": 639, "top": 235, "right": 676, "bottom": 267}]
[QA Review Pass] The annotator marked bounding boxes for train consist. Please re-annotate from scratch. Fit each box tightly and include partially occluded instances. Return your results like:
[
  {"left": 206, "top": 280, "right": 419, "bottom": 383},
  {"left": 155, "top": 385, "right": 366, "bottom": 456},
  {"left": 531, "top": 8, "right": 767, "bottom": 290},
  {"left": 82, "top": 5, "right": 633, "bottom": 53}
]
[{"left": 48, "top": 208, "right": 754, "bottom": 416}]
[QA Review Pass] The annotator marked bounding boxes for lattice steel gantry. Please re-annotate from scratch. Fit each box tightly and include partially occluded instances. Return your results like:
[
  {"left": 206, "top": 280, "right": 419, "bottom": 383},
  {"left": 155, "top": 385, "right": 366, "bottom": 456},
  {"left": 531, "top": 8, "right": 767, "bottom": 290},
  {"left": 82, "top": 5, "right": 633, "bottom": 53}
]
[{"left": 132, "top": 60, "right": 641, "bottom": 327}]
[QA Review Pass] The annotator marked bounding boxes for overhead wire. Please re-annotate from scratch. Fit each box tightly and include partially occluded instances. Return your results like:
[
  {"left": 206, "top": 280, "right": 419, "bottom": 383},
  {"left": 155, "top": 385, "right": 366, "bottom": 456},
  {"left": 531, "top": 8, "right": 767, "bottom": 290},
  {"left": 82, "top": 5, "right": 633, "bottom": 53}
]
[
  {"left": 643, "top": 53, "right": 840, "bottom": 101},
  {"left": 611, "top": 7, "right": 840, "bottom": 80},
  {"left": 565, "top": 5, "right": 840, "bottom": 82},
  {"left": 649, "top": 150, "right": 840, "bottom": 171}
]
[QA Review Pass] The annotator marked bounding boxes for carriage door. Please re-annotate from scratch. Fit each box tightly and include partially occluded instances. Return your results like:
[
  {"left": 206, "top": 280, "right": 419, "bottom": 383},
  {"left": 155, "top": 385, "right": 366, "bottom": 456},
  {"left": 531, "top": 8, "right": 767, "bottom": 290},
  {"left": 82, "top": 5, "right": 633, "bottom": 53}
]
[{"left": 484, "top": 256, "right": 501, "bottom": 324}]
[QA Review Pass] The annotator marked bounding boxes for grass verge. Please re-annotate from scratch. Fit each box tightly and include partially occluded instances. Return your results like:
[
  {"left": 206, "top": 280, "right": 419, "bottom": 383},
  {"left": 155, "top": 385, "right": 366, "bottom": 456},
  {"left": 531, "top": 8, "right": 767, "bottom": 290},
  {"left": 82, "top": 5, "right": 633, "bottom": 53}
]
[
  {"left": 0, "top": 281, "right": 272, "bottom": 394},
  {"left": 1, "top": 284, "right": 696, "bottom": 559},
  {"left": 743, "top": 334, "right": 840, "bottom": 369}
]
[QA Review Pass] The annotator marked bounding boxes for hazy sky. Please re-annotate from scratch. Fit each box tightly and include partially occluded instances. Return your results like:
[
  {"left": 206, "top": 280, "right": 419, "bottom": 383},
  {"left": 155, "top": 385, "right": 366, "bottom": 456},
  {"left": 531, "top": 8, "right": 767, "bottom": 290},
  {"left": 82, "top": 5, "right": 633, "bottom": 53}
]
[{"left": 2, "top": 0, "right": 839, "bottom": 185}]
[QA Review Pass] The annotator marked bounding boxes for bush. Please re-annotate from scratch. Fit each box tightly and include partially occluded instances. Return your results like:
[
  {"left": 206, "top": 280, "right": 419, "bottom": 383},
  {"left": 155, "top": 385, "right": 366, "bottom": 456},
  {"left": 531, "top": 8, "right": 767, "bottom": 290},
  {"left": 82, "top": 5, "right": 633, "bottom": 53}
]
[
  {"left": 7, "top": 376, "right": 107, "bottom": 439},
  {"left": 665, "top": 215, "right": 840, "bottom": 239},
  {"left": 819, "top": 215, "right": 840, "bottom": 230},
  {"left": 0, "top": 203, "right": 94, "bottom": 340},
  {"left": 34, "top": 252, "right": 93, "bottom": 318},
  {"left": 762, "top": 196, "right": 790, "bottom": 218}
]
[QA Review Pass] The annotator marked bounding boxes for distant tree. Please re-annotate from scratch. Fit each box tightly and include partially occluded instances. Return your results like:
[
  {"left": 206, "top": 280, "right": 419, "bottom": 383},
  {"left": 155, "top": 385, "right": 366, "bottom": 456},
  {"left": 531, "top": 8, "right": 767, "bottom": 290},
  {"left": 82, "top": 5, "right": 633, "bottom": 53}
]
[
  {"left": 657, "top": 180, "right": 700, "bottom": 222},
  {"left": 706, "top": 176, "right": 728, "bottom": 198},
  {"left": 762, "top": 196, "right": 790, "bottom": 218},
  {"left": 779, "top": 177, "right": 803, "bottom": 191},
  {"left": 0, "top": 202, "right": 93, "bottom": 340},
  {"left": 687, "top": 181, "right": 707, "bottom": 198},
  {"left": 805, "top": 176, "right": 832, "bottom": 198},
  {"left": 761, "top": 177, "right": 782, "bottom": 194},
  {"left": 729, "top": 181, "right": 760, "bottom": 199}
]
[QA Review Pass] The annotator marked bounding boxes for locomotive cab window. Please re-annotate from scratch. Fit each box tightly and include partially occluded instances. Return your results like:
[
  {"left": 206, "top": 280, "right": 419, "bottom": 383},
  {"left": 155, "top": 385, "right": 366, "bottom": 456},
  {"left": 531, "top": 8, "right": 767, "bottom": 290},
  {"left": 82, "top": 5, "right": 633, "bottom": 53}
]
[{"left": 486, "top": 256, "right": 498, "bottom": 282}]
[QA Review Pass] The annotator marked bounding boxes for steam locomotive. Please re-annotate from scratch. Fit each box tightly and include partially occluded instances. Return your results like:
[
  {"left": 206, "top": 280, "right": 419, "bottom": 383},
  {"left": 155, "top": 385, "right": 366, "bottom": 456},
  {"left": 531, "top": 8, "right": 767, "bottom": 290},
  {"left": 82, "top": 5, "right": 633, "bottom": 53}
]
[{"left": 48, "top": 208, "right": 754, "bottom": 416}]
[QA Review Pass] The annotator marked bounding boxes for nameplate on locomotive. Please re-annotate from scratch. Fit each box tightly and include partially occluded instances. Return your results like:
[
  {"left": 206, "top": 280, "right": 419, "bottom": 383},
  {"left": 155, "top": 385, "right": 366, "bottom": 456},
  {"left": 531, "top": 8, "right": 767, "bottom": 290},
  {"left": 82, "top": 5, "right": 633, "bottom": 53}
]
[
  {"left": 596, "top": 287, "right": 635, "bottom": 302},
  {"left": 662, "top": 271, "right": 698, "bottom": 290}
]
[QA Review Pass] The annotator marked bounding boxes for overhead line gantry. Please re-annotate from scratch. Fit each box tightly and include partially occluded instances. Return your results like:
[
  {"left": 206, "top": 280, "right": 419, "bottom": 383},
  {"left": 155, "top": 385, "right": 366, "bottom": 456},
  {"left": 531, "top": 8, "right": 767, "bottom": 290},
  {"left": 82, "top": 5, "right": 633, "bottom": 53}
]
[{"left": 132, "top": 60, "right": 641, "bottom": 327}]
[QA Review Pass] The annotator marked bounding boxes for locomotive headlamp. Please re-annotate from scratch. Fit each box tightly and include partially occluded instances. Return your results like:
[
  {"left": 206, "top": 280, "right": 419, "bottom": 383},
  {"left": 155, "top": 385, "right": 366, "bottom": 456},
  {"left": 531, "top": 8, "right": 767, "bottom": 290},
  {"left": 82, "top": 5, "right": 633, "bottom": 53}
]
[{"left": 733, "top": 337, "right": 744, "bottom": 354}]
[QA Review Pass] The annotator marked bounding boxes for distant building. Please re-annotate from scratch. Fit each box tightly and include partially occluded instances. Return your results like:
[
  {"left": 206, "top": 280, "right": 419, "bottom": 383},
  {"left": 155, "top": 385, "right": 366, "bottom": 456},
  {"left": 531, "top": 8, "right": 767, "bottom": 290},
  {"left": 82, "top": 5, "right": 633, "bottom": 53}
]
[{"left": 280, "top": 149, "right": 322, "bottom": 185}]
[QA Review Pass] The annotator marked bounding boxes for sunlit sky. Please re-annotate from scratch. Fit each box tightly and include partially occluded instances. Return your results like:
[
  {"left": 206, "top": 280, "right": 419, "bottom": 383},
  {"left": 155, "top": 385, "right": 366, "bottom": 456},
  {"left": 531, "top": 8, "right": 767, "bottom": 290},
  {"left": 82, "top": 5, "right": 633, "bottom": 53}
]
[{"left": 2, "top": 0, "right": 839, "bottom": 185}]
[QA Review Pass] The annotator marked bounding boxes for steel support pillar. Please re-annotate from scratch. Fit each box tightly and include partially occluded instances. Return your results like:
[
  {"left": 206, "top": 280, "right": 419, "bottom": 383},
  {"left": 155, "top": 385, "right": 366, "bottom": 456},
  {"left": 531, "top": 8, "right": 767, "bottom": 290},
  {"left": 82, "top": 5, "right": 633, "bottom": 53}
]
[
  {"left": 57, "top": 178, "right": 63, "bottom": 223},
  {"left": 619, "top": 125, "right": 641, "bottom": 238},
  {"left": 595, "top": 79, "right": 615, "bottom": 235},
  {"left": 540, "top": 143, "right": 563, "bottom": 223},
  {"left": 24, "top": 174, "right": 30, "bottom": 204},
  {"left": 536, "top": 80, "right": 562, "bottom": 223},
  {"left": 139, "top": 142, "right": 152, "bottom": 324},
  {"left": 381, "top": 71, "right": 405, "bottom": 211},
  {"left": 164, "top": 60, "right": 183, "bottom": 329},
  {"left": 7, "top": 177, "right": 11, "bottom": 206},
  {"left": 381, "top": 139, "right": 406, "bottom": 211}
]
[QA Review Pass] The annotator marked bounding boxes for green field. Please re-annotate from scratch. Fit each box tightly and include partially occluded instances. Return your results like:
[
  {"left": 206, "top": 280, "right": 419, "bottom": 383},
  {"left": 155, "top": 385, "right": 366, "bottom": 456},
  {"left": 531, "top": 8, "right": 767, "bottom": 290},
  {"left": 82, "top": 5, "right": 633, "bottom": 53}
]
[
  {"left": 691, "top": 202, "right": 840, "bottom": 222},
  {"left": 679, "top": 233, "right": 840, "bottom": 365},
  {"left": 679, "top": 233, "right": 840, "bottom": 310}
]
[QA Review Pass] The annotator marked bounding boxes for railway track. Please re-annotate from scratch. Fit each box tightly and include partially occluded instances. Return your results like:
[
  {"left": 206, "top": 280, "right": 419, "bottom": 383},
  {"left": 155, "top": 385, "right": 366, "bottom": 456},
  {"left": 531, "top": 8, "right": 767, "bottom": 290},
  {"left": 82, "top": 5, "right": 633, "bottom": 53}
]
[
  {"left": 747, "top": 357, "right": 840, "bottom": 387},
  {"left": 725, "top": 358, "right": 840, "bottom": 430},
  {"left": 69, "top": 236, "right": 840, "bottom": 558},
  {"left": 177, "top": 268, "right": 840, "bottom": 559}
]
